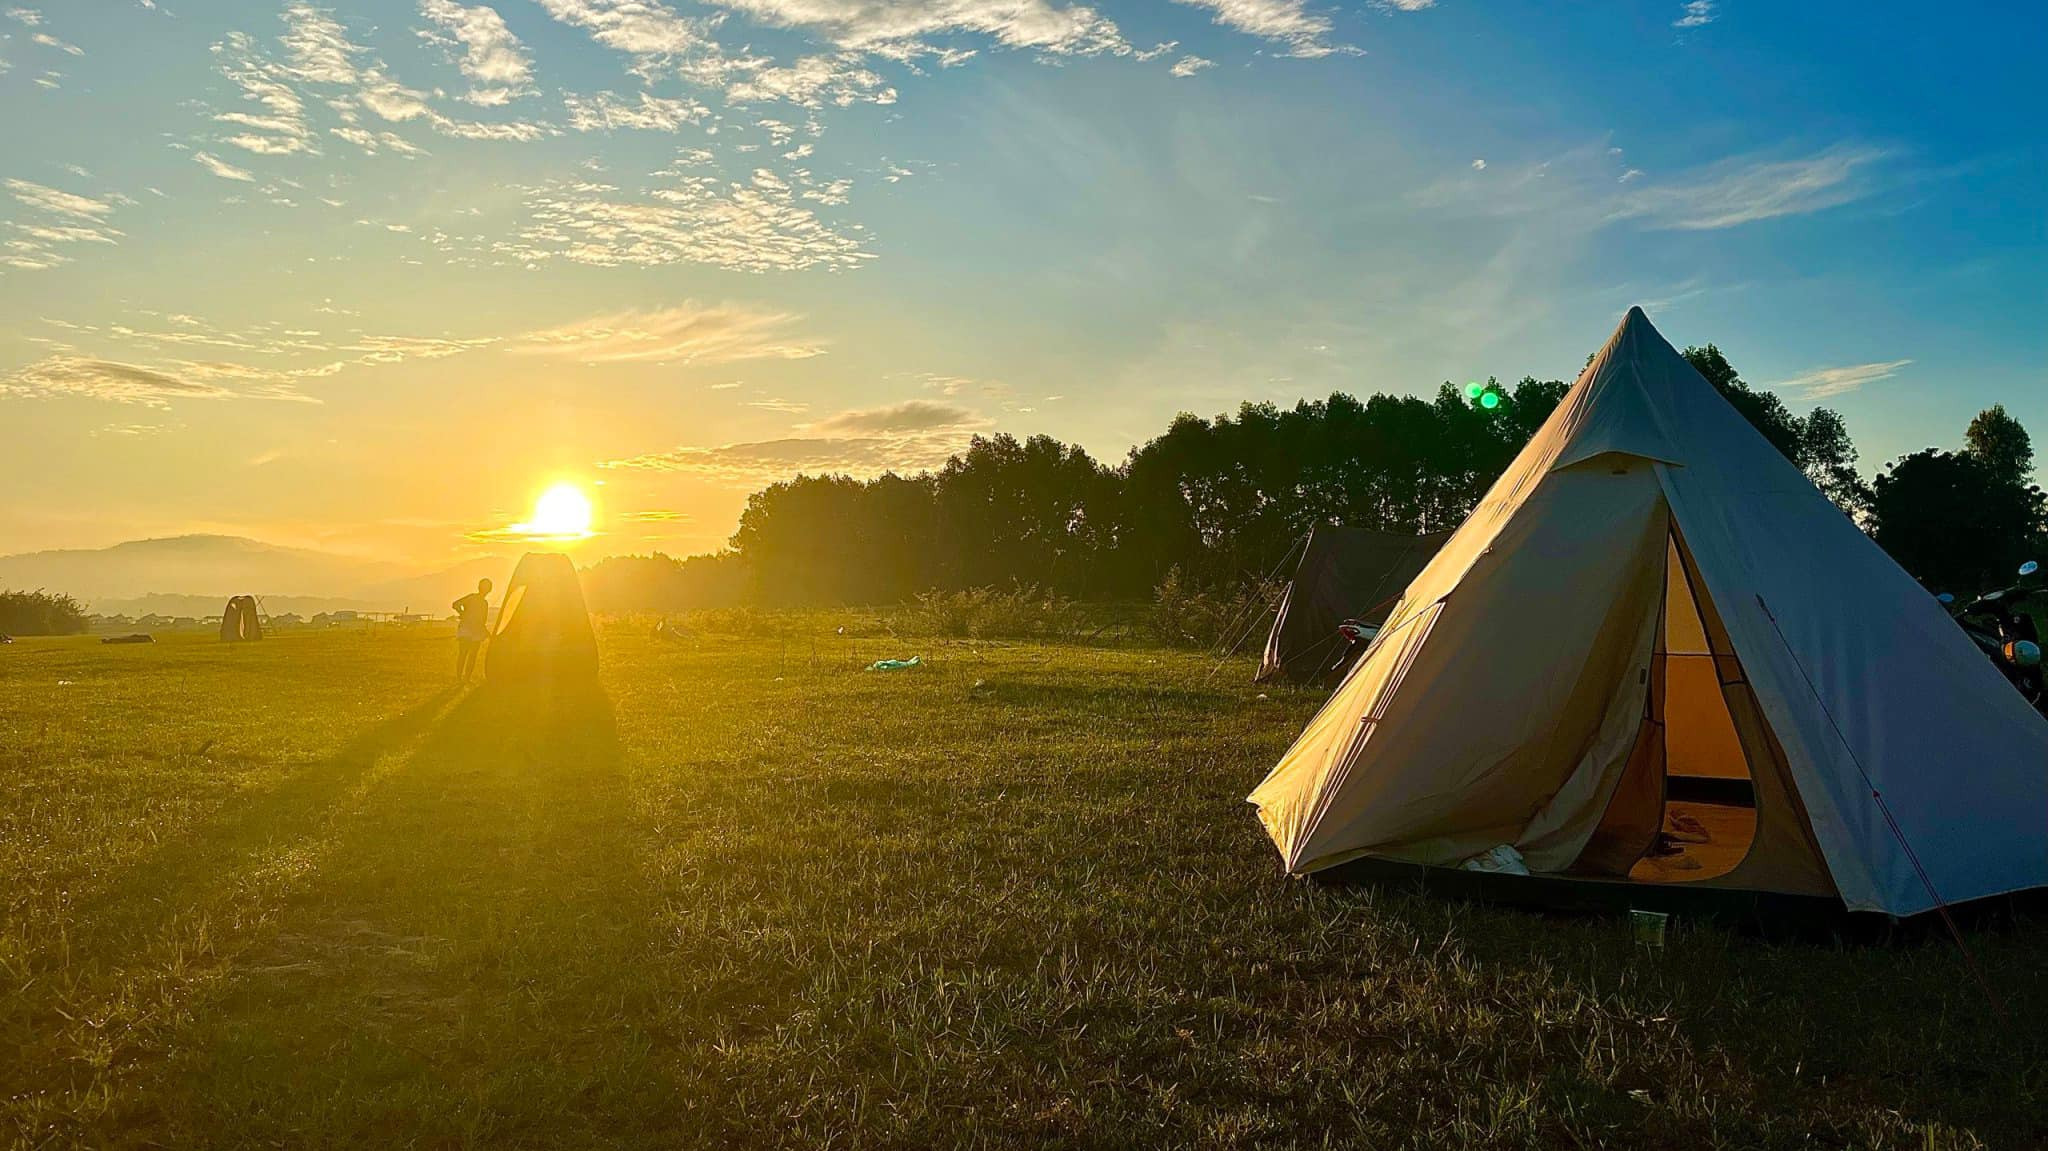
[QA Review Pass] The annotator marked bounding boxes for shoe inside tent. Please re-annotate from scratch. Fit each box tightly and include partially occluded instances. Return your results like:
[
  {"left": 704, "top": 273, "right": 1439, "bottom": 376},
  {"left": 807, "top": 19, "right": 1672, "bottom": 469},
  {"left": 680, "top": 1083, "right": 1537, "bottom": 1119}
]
[
  {"left": 1257, "top": 527, "right": 1452, "bottom": 686},
  {"left": 486, "top": 552, "right": 598, "bottom": 685},
  {"left": 1248, "top": 307, "right": 2048, "bottom": 919},
  {"left": 219, "top": 595, "right": 263, "bottom": 642}
]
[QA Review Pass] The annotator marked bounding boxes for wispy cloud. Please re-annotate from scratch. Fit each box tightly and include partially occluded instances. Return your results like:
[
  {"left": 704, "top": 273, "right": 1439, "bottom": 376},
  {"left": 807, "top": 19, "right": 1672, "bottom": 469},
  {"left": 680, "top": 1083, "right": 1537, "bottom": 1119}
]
[
  {"left": 1171, "top": 0, "right": 1355, "bottom": 58},
  {"left": 1674, "top": 1, "right": 1715, "bottom": 29},
  {"left": 599, "top": 431, "right": 973, "bottom": 484},
  {"left": 1773, "top": 359, "right": 1912, "bottom": 400},
  {"left": 418, "top": 0, "right": 535, "bottom": 106},
  {"left": 1169, "top": 54, "right": 1214, "bottom": 77},
  {"left": 716, "top": 52, "right": 897, "bottom": 108},
  {"left": 806, "top": 399, "right": 983, "bottom": 434},
  {"left": 193, "top": 151, "right": 257, "bottom": 181},
  {"left": 208, "top": 6, "right": 551, "bottom": 171},
  {"left": 513, "top": 302, "right": 826, "bottom": 363},
  {"left": 1612, "top": 146, "right": 1885, "bottom": 230},
  {"left": 1416, "top": 142, "right": 1889, "bottom": 234},
  {"left": 0, "top": 355, "right": 313, "bottom": 407},
  {"left": 213, "top": 32, "right": 318, "bottom": 155},
  {"left": 564, "top": 90, "right": 708, "bottom": 132},
  {"left": 5, "top": 179, "right": 115, "bottom": 220},
  {"left": 708, "top": 0, "right": 1128, "bottom": 59},
  {"left": 502, "top": 168, "right": 872, "bottom": 273},
  {"left": 598, "top": 396, "right": 991, "bottom": 484},
  {"left": 2, "top": 178, "right": 124, "bottom": 271},
  {"left": 30, "top": 31, "right": 81, "bottom": 55},
  {"left": 535, "top": 0, "right": 702, "bottom": 57},
  {"left": 277, "top": 2, "right": 361, "bottom": 85}
]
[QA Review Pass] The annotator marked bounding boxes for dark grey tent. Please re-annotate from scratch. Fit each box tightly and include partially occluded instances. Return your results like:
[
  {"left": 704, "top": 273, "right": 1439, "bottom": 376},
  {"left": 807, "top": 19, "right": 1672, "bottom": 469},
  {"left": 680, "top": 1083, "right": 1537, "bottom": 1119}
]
[
  {"left": 1256, "top": 527, "right": 1450, "bottom": 685},
  {"left": 486, "top": 552, "right": 598, "bottom": 685},
  {"left": 219, "top": 595, "right": 263, "bottom": 642}
]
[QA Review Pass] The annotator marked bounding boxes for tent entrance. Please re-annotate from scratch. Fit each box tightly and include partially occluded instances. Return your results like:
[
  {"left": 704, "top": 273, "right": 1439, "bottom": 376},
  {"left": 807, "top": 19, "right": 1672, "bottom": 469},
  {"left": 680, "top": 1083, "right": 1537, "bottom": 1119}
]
[
  {"left": 1574, "top": 529, "right": 1782, "bottom": 885},
  {"left": 1625, "top": 534, "right": 1756, "bottom": 882}
]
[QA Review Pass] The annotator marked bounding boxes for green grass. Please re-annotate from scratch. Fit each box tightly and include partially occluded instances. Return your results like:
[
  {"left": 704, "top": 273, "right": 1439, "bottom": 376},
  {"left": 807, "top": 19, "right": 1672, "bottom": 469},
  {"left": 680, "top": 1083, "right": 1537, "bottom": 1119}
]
[{"left": 2, "top": 623, "right": 2043, "bottom": 1149}]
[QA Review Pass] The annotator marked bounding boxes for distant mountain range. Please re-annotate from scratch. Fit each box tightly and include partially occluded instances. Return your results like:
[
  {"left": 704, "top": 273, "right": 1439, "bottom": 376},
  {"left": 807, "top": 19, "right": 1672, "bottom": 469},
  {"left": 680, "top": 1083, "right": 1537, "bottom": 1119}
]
[{"left": 0, "top": 535, "right": 512, "bottom": 615}]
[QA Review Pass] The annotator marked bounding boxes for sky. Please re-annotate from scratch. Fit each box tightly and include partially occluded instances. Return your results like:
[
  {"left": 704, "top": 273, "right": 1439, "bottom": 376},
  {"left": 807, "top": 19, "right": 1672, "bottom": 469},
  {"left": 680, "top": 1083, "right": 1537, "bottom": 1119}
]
[{"left": 1, "top": 0, "right": 2042, "bottom": 569}]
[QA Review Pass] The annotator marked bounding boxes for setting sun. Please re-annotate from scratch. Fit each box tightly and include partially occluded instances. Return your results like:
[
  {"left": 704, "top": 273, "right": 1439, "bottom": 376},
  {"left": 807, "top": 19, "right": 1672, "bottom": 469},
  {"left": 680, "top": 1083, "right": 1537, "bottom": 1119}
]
[{"left": 510, "top": 483, "right": 595, "bottom": 541}]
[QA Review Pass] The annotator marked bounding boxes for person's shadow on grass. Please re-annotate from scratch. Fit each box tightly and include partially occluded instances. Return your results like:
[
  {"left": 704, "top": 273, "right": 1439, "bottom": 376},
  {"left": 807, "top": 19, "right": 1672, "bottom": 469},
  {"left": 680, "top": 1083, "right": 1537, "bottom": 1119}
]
[{"left": 120, "top": 677, "right": 682, "bottom": 1145}]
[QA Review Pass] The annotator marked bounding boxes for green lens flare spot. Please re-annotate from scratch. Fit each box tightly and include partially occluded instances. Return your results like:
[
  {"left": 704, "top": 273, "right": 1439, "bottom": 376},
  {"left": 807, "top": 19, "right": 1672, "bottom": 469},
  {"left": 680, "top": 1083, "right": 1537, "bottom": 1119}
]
[
  {"left": 1465, "top": 381, "right": 1484, "bottom": 399},
  {"left": 1479, "top": 391, "right": 1501, "bottom": 409}
]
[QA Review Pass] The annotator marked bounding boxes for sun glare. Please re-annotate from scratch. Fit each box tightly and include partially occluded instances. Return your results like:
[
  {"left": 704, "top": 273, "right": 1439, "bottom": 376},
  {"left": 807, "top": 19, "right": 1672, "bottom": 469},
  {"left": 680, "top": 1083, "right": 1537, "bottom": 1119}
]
[{"left": 509, "top": 482, "right": 595, "bottom": 541}]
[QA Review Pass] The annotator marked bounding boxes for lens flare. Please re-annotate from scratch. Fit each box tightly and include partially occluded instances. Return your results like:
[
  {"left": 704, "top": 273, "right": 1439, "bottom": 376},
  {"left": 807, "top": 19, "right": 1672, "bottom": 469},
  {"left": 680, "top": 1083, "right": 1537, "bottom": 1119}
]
[{"left": 1478, "top": 390, "right": 1501, "bottom": 410}]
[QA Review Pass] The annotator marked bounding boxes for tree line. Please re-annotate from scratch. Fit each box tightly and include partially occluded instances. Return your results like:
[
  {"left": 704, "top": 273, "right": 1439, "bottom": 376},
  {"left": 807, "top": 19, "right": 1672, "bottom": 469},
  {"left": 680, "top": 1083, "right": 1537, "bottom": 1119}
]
[
  {"left": 584, "top": 345, "right": 2047, "bottom": 611},
  {"left": 0, "top": 590, "right": 88, "bottom": 637}
]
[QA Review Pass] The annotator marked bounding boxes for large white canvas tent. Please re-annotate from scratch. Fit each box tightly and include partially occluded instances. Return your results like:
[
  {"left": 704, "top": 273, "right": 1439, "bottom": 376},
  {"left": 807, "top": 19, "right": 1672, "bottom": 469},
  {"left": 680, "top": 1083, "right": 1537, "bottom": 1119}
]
[{"left": 1249, "top": 308, "right": 2048, "bottom": 917}]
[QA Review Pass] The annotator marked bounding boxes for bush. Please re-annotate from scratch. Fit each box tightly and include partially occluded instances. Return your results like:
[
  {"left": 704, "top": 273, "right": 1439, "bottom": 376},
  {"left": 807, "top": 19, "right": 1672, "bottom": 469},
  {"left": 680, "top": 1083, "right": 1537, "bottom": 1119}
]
[
  {"left": 0, "top": 589, "right": 89, "bottom": 636},
  {"left": 901, "top": 586, "right": 1088, "bottom": 640},
  {"left": 687, "top": 606, "right": 780, "bottom": 637},
  {"left": 1146, "top": 568, "right": 1277, "bottom": 650}
]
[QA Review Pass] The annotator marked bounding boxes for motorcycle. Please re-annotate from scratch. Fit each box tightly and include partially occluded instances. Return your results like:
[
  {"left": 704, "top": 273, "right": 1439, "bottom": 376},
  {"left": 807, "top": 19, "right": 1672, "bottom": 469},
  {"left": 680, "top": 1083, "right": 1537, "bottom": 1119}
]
[{"left": 1940, "top": 560, "right": 2044, "bottom": 714}]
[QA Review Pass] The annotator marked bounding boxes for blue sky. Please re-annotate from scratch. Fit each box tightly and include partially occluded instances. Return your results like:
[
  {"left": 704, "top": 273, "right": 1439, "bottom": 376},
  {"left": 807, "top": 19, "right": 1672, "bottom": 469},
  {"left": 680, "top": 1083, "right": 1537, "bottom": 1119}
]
[{"left": 1, "top": 0, "right": 2041, "bottom": 565}]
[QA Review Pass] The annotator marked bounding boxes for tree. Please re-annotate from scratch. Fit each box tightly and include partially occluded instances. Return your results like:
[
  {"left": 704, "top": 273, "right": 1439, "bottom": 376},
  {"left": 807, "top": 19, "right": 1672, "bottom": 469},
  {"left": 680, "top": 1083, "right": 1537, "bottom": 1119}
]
[
  {"left": 934, "top": 434, "right": 1116, "bottom": 596},
  {"left": 582, "top": 552, "right": 748, "bottom": 612},
  {"left": 0, "top": 589, "right": 88, "bottom": 635},
  {"left": 1870, "top": 449, "right": 2038, "bottom": 596},
  {"left": 1797, "top": 406, "right": 1873, "bottom": 521},
  {"left": 1965, "top": 404, "right": 2035, "bottom": 487}
]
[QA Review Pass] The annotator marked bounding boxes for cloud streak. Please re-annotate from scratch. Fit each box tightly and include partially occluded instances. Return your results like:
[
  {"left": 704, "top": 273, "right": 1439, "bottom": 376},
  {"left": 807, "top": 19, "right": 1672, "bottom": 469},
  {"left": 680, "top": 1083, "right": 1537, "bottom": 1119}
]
[
  {"left": 1773, "top": 359, "right": 1912, "bottom": 399},
  {"left": 1171, "top": 0, "right": 1354, "bottom": 58},
  {"left": 599, "top": 431, "right": 973, "bottom": 484},
  {"left": 708, "top": 0, "right": 1128, "bottom": 58},
  {"left": 806, "top": 399, "right": 982, "bottom": 433},
  {"left": 1611, "top": 146, "right": 1885, "bottom": 230},
  {"left": 513, "top": 302, "right": 826, "bottom": 363},
  {"left": 599, "top": 398, "right": 988, "bottom": 484},
  {"left": 0, "top": 354, "right": 313, "bottom": 407},
  {"left": 2, "top": 178, "right": 124, "bottom": 271}
]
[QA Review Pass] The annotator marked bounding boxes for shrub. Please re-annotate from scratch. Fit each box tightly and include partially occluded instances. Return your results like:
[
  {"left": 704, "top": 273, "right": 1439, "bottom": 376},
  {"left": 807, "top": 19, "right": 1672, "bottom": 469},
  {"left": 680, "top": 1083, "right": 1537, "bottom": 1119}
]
[
  {"left": 0, "top": 589, "right": 90, "bottom": 636},
  {"left": 1146, "top": 568, "right": 1276, "bottom": 650},
  {"left": 901, "top": 586, "right": 1088, "bottom": 640},
  {"left": 687, "top": 605, "right": 780, "bottom": 636}
]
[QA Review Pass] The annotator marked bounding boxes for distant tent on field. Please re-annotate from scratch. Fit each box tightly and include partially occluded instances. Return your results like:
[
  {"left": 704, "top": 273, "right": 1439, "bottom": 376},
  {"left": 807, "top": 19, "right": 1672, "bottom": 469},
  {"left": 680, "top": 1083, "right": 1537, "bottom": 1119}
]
[
  {"left": 1257, "top": 527, "right": 1450, "bottom": 686},
  {"left": 1249, "top": 307, "right": 2048, "bottom": 918},
  {"left": 219, "top": 595, "right": 263, "bottom": 642},
  {"left": 487, "top": 552, "right": 598, "bottom": 684}
]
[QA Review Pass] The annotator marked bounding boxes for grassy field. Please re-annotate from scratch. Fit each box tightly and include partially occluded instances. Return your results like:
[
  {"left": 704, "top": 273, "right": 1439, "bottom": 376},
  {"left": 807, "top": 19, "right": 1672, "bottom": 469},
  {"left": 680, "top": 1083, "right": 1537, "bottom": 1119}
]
[{"left": 2, "top": 622, "right": 2044, "bottom": 1149}]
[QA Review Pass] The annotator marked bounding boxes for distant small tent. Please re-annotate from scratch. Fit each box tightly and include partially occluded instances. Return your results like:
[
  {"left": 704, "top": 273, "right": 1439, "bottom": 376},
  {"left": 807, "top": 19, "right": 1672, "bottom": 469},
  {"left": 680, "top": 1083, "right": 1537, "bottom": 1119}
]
[
  {"left": 219, "top": 595, "right": 264, "bottom": 642},
  {"left": 486, "top": 552, "right": 598, "bottom": 684},
  {"left": 1257, "top": 528, "right": 1450, "bottom": 685}
]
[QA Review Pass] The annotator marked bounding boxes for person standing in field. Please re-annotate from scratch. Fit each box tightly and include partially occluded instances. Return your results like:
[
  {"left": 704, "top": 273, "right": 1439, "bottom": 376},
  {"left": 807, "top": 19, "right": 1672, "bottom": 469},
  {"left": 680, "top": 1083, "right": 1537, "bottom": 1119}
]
[{"left": 452, "top": 578, "right": 493, "bottom": 683}]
